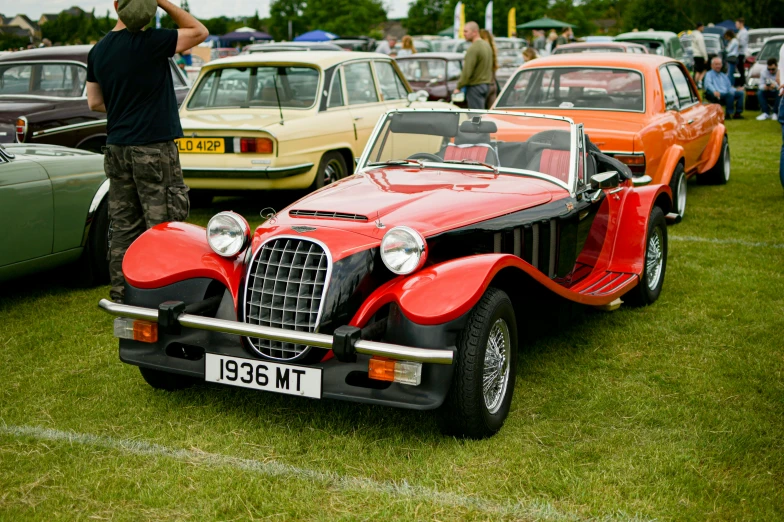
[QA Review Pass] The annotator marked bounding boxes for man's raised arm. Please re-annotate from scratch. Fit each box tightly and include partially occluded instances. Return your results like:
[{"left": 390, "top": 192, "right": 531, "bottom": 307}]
[{"left": 157, "top": 0, "right": 209, "bottom": 54}]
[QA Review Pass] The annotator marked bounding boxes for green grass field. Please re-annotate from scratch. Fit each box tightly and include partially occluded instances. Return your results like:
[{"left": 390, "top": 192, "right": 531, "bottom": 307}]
[{"left": 1, "top": 115, "right": 782, "bottom": 521}]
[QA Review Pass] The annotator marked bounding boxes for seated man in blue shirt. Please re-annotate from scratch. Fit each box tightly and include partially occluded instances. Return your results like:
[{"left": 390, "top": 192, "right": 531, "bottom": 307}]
[{"left": 704, "top": 56, "right": 745, "bottom": 119}]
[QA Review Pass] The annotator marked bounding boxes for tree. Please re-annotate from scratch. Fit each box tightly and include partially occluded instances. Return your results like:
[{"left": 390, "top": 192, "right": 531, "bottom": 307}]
[
  {"left": 269, "top": 0, "right": 306, "bottom": 40},
  {"left": 405, "top": 0, "right": 449, "bottom": 35}
]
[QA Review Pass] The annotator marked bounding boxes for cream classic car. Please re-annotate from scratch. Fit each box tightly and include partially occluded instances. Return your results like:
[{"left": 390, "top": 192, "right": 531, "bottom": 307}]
[{"left": 177, "top": 52, "right": 426, "bottom": 203}]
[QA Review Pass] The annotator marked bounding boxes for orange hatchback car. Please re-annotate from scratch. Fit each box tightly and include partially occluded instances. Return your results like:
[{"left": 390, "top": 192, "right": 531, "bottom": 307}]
[{"left": 494, "top": 54, "right": 729, "bottom": 219}]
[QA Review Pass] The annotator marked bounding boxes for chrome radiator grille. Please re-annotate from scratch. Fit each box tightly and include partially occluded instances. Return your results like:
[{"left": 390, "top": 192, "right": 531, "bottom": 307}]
[{"left": 244, "top": 237, "right": 330, "bottom": 360}]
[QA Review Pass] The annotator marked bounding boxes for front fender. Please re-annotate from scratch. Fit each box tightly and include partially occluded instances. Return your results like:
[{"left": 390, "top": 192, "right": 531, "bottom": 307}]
[
  {"left": 654, "top": 144, "right": 684, "bottom": 186},
  {"left": 351, "top": 252, "right": 636, "bottom": 328},
  {"left": 697, "top": 124, "right": 727, "bottom": 174},
  {"left": 607, "top": 184, "right": 671, "bottom": 275},
  {"left": 123, "top": 222, "right": 246, "bottom": 303}
]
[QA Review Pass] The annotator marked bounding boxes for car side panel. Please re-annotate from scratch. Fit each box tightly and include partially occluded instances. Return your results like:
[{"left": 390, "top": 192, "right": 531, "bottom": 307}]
[
  {"left": 0, "top": 159, "right": 54, "bottom": 267},
  {"left": 697, "top": 123, "right": 727, "bottom": 174},
  {"left": 32, "top": 155, "right": 107, "bottom": 253},
  {"left": 652, "top": 143, "right": 685, "bottom": 186}
]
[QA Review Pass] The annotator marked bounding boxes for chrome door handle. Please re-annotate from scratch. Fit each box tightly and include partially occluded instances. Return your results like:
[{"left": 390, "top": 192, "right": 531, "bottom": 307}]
[
  {"left": 686, "top": 119, "right": 695, "bottom": 124},
  {"left": 353, "top": 116, "right": 364, "bottom": 121}
]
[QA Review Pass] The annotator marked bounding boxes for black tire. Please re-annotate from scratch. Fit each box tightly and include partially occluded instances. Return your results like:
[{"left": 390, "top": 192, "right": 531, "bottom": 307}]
[
  {"left": 309, "top": 151, "right": 348, "bottom": 191},
  {"left": 625, "top": 206, "right": 667, "bottom": 307},
  {"left": 669, "top": 163, "right": 687, "bottom": 218},
  {"left": 436, "top": 287, "right": 518, "bottom": 439},
  {"left": 698, "top": 135, "right": 730, "bottom": 185},
  {"left": 189, "top": 190, "right": 214, "bottom": 208},
  {"left": 139, "top": 367, "right": 195, "bottom": 391},
  {"left": 81, "top": 199, "right": 110, "bottom": 285}
]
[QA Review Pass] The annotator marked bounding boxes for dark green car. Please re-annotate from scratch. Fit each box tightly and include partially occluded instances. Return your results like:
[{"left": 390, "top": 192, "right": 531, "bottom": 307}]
[{"left": 0, "top": 143, "right": 109, "bottom": 283}]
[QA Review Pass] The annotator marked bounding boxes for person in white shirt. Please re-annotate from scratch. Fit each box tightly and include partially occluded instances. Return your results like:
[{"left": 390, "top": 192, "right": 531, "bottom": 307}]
[
  {"left": 735, "top": 18, "right": 749, "bottom": 86},
  {"left": 756, "top": 59, "right": 780, "bottom": 120},
  {"left": 375, "top": 36, "right": 397, "bottom": 55},
  {"left": 691, "top": 23, "right": 709, "bottom": 87}
]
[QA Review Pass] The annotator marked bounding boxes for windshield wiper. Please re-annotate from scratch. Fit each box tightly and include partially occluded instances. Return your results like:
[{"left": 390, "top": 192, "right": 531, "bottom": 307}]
[
  {"left": 367, "top": 159, "right": 424, "bottom": 168},
  {"left": 443, "top": 159, "right": 499, "bottom": 173}
]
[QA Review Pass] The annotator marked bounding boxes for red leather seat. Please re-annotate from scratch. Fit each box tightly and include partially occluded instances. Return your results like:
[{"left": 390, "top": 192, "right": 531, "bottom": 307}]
[
  {"left": 443, "top": 143, "right": 496, "bottom": 163},
  {"left": 537, "top": 149, "right": 571, "bottom": 183}
]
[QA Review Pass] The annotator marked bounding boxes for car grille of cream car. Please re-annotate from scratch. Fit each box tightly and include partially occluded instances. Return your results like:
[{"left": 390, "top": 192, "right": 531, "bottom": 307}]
[{"left": 244, "top": 237, "right": 330, "bottom": 361}]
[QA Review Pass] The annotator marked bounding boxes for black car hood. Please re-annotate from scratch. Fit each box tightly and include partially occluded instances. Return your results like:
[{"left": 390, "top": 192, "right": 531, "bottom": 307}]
[{"left": 0, "top": 99, "right": 57, "bottom": 123}]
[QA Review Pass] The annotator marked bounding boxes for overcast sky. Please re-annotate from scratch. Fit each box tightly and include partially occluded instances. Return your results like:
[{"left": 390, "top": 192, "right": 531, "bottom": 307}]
[{"left": 10, "top": 0, "right": 412, "bottom": 21}]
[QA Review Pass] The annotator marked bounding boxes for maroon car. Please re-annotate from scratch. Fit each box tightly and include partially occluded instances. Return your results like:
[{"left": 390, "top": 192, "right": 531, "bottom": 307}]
[
  {"left": 396, "top": 52, "right": 466, "bottom": 106},
  {"left": 1, "top": 45, "right": 190, "bottom": 152}
]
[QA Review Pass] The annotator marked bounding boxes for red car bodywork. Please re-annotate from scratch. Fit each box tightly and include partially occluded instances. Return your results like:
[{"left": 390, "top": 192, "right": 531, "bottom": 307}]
[
  {"left": 494, "top": 54, "right": 727, "bottom": 190},
  {"left": 124, "top": 168, "right": 670, "bottom": 332}
]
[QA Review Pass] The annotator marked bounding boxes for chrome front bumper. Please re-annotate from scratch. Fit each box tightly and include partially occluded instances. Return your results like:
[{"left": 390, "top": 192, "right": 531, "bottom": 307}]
[
  {"left": 98, "top": 299, "right": 454, "bottom": 365},
  {"left": 182, "top": 163, "right": 314, "bottom": 179}
]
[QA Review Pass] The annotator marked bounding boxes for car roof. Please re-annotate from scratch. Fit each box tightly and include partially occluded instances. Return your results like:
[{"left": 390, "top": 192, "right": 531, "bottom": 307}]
[
  {"left": 396, "top": 52, "right": 465, "bottom": 60},
  {"left": 0, "top": 44, "right": 92, "bottom": 63},
  {"left": 616, "top": 31, "right": 678, "bottom": 41},
  {"left": 518, "top": 53, "right": 675, "bottom": 70},
  {"left": 556, "top": 42, "right": 643, "bottom": 49},
  {"left": 204, "top": 51, "right": 390, "bottom": 69},
  {"left": 762, "top": 35, "right": 784, "bottom": 42}
]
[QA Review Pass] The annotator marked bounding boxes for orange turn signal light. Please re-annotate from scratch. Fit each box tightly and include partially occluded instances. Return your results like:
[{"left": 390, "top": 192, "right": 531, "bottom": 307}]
[
  {"left": 133, "top": 321, "right": 158, "bottom": 343},
  {"left": 368, "top": 357, "right": 396, "bottom": 382}
]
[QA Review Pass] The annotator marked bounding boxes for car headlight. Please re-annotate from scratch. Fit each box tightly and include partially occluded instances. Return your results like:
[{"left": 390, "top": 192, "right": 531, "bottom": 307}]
[
  {"left": 380, "top": 226, "right": 427, "bottom": 275},
  {"left": 746, "top": 77, "right": 758, "bottom": 87},
  {"left": 207, "top": 211, "right": 250, "bottom": 257}
]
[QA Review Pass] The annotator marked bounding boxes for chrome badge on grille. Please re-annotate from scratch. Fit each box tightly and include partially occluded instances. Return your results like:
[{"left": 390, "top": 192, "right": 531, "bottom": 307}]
[{"left": 291, "top": 225, "right": 317, "bottom": 233}]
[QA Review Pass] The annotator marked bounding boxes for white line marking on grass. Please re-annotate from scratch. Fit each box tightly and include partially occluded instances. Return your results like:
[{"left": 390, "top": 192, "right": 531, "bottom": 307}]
[
  {"left": 0, "top": 424, "right": 651, "bottom": 521},
  {"left": 671, "top": 235, "right": 784, "bottom": 249}
]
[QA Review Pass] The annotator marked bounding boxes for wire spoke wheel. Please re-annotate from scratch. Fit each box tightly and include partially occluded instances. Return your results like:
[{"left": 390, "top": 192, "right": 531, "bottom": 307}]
[
  {"left": 646, "top": 225, "right": 664, "bottom": 291},
  {"left": 482, "top": 318, "right": 511, "bottom": 414}
]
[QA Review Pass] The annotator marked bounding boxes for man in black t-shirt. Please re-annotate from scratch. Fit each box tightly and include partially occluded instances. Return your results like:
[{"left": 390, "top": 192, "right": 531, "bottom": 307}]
[{"left": 87, "top": 0, "right": 208, "bottom": 302}]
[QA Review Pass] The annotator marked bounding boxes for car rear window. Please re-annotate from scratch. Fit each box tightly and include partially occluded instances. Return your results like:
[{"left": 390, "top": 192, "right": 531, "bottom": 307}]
[
  {"left": 398, "top": 59, "right": 446, "bottom": 82},
  {"left": 188, "top": 66, "right": 320, "bottom": 109},
  {"left": 554, "top": 46, "right": 625, "bottom": 54},
  {"left": 759, "top": 40, "right": 784, "bottom": 61},
  {"left": 496, "top": 67, "right": 645, "bottom": 112},
  {"left": 0, "top": 63, "right": 87, "bottom": 98}
]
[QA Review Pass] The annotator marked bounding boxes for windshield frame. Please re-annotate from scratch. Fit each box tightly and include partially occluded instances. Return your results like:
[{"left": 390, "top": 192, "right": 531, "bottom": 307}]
[
  {"left": 185, "top": 63, "right": 323, "bottom": 111},
  {"left": 357, "top": 108, "right": 579, "bottom": 195},
  {"left": 496, "top": 65, "right": 647, "bottom": 114},
  {"left": 0, "top": 60, "right": 88, "bottom": 100}
]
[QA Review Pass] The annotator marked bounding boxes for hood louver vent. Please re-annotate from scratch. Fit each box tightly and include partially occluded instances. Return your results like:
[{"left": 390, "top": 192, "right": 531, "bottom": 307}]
[{"left": 289, "top": 209, "right": 369, "bottom": 222}]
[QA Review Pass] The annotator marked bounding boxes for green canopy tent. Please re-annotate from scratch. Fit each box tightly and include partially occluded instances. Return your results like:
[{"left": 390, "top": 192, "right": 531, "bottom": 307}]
[
  {"left": 516, "top": 17, "right": 575, "bottom": 30},
  {"left": 438, "top": 27, "right": 453, "bottom": 37}
]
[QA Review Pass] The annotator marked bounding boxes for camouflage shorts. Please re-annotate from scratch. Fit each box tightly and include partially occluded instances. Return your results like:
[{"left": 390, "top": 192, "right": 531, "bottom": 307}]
[{"left": 102, "top": 141, "right": 190, "bottom": 302}]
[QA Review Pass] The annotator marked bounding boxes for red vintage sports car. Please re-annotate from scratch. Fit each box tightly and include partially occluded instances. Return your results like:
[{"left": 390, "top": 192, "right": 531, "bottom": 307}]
[
  {"left": 99, "top": 109, "right": 672, "bottom": 438},
  {"left": 494, "top": 54, "right": 729, "bottom": 220}
]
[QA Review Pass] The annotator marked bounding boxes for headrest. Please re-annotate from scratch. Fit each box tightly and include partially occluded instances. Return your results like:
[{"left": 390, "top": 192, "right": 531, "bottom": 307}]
[
  {"left": 526, "top": 129, "right": 571, "bottom": 151},
  {"left": 389, "top": 112, "right": 459, "bottom": 137}
]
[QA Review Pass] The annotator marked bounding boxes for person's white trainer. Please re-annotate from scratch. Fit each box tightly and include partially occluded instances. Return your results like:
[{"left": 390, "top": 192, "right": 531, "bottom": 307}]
[{"left": 756, "top": 113, "right": 770, "bottom": 120}]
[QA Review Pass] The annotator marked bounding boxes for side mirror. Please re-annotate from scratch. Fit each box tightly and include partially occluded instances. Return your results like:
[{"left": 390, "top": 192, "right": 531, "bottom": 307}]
[
  {"left": 451, "top": 91, "right": 465, "bottom": 103},
  {"left": 407, "top": 92, "right": 418, "bottom": 103},
  {"left": 590, "top": 171, "right": 620, "bottom": 190},
  {"left": 416, "top": 89, "right": 429, "bottom": 102}
]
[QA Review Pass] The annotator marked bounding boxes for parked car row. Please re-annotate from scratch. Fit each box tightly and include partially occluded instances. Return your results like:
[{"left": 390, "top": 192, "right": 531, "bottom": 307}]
[{"left": 2, "top": 39, "right": 736, "bottom": 439}]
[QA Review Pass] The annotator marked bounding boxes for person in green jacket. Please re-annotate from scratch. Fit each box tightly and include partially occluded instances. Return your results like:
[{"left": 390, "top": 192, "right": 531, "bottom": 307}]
[{"left": 454, "top": 21, "right": 494, "bottom": 109}]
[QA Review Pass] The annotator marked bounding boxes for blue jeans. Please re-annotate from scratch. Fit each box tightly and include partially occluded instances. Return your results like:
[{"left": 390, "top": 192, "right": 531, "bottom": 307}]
[
  {"left": 727, "top": 62, "right": 737, "bottom": 86},
  {"left": 759, "top": 89, "right": 781, "bottom": 115},
  {"left": 705, "top": 90, "right": 744, "bottom": 117},
  {"left": 779, "top": 97, "right": 784, "bottom": 189}
]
